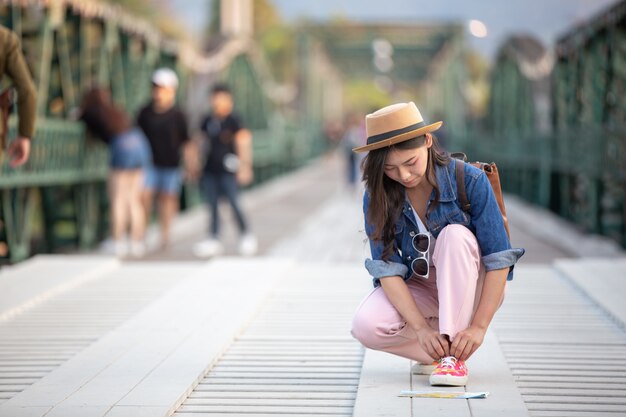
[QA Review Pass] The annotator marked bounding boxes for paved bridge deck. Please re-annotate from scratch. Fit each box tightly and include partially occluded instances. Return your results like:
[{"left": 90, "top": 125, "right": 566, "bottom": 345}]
[{"left": 0, "top": 154, "right": 624, "bottom": 417}]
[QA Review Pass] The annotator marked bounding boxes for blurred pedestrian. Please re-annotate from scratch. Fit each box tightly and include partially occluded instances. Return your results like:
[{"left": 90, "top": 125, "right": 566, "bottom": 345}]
[
  {"left": 78, "top": 87, "right": 152, "bottom": 257},
  {"left": 340, "top": 113, "right": 365, "bottom": 190},
  {"left": 0, "top": 25, "right": 36, "bottom": 168},
  {"left": 323, "top": 119, "right": 343, "bottom": 155},
  {"left": 193, "top": 84, "right": 257, "bottom": 258},
  {"left": 137, "top": 68, "right": 190, "bottom": 250},
  {"left": 350, "top": 102, "right": 524, "bottom": 387}
]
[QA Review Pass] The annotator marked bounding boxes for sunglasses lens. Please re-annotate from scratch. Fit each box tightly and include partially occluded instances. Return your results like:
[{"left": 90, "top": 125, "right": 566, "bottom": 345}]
[
  {"left": 412, "top": 258, "right": 428, "bottom": 276},
  {"left": 413, "top": 234, "right": 429, "bottom": 252}
]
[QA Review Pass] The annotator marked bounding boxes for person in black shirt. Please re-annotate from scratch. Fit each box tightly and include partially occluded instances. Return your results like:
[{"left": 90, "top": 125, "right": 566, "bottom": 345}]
[
  {"left": 137, "top": 68, "right": 190, "bottom": 249},
  {"left": 193, "top": 84, "right": 257, "bottom": 257}
]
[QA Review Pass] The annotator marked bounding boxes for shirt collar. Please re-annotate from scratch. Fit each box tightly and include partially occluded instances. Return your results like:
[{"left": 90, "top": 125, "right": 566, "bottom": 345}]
[
  {"left": 401, "top": 161, "right": 456, "bottom": 216},
  {"left": 433, "top": 161, "right": 457, "bottom": 202}
]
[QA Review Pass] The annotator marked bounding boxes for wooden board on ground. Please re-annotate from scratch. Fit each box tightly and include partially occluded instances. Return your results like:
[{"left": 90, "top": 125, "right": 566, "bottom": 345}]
[
  {"left": 0, "top": 258, "right": 293, "bottom": 417},
  {"left": 0, "top": 255, "right": 118, "bottom": 320},
  {"left": 555, "top": 258, "right": 626, "bottom": 327}
]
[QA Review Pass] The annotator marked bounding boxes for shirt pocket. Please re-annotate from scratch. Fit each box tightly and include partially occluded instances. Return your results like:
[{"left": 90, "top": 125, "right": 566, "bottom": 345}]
[{"left": 428, "top": 203, "right": 470, "bottom": 235}]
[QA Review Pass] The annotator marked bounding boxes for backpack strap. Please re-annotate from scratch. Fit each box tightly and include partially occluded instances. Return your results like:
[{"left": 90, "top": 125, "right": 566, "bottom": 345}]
[{"left": 455, "top": 159, "right": 471, "bottom": 212}]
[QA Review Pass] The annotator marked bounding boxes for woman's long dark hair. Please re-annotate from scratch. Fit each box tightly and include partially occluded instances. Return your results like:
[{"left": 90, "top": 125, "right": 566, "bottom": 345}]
[
  {"left": 80, "top": 87, "right": 130, "bottom": 136},
  {"left": 362, "top": 134, "right": 450, "bottom": 261}
]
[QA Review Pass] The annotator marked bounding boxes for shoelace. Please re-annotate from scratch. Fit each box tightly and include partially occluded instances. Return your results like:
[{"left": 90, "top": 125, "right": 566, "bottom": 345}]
[{"left": 438, "top": 356, "right": 458, "bottom": 369}]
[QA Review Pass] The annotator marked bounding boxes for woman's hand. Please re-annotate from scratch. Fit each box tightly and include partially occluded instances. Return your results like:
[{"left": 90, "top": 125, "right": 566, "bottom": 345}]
[
  {"left": 7, "top": 136, "right": 30, "bottom": 167},
  {"left": 378, "top": 276, "right": 448, "bottom": 360},
  {"left": 451, "top": 268, "right": 507, "bottom": 361},
  {"left": 415, "top": 326, "right": 450, "bottom": 360},
  {"left": 450, "top": 325, "right": 486, "bottom": 361}
]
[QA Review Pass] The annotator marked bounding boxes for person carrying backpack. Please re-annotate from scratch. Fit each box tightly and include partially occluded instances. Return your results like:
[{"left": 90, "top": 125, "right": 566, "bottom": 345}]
[{"left": 350, "top": 102, "right": 525, "bottom": 386}]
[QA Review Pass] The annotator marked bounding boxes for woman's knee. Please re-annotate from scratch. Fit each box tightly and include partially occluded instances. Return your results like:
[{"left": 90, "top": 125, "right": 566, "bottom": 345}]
[
  {"left": 351, "top": 308, "right": 407, "bottom": 350},
  {"left": 434, "top": 224, "right": 480, "bottom": 258},
  {"left": 432, "top": 225, "right": 482, "bottom": 283},
  {"left": 438, "top": 224, "right": 475, "bottom": 242},
  {"left": 351, "top": 309, "right": 385, "bottom": 349}
]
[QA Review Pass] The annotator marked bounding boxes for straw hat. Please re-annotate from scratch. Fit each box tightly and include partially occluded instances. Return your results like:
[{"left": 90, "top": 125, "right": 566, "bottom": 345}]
[{"left": 352, "top": 102, "right": 442, "bottom": 153}]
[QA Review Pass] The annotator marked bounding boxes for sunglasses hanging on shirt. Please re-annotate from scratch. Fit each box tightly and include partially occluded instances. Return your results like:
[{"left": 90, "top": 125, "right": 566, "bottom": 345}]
[{"left": 411, "top": 232, "right": 431, "bottom": 278}]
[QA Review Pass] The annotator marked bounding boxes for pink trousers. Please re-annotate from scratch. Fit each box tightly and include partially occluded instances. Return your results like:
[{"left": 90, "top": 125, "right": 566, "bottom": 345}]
[{"left": 351, "top": 224, "right": 489, "bottom": 363}]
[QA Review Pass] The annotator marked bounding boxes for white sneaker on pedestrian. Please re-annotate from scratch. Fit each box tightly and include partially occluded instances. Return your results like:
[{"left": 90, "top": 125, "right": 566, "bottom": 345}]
[
  {"left": 130, "top": 241, "right": 146, "bottom": 258},
  {"left": 193, "top": 238, "right": 224, "bottom": 258},
  {"left": 238, "top": 234, "right": 258, "bottom": 257},
  {"left": 100, "top": 238, "right": 115, "bottom": 253},
  {"left": 114, "top": 240, "right": 128, "bottom": 258}
]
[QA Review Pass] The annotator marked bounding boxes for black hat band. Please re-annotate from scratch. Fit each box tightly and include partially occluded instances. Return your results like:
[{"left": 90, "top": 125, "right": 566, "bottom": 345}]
[{"left": 366, "top": 121, "right": 426, "bottom": 145}]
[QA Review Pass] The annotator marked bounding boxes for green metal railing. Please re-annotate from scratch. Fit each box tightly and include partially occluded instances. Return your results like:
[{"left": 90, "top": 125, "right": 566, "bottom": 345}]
[
  {"left": 1, "top": 118, "right": 109, "bottom": 262},
  {"left": 1, "top": 119, "right": 108, "bottom": 187},
  {"left": 465, "top": 2, "right": 626, "bottom": 249},
  {"left": 456, "top": 125, "right": 626, "bottom": 247}
]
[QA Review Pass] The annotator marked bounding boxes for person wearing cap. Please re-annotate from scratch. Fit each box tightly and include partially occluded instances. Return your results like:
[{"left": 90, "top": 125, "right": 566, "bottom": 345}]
[
  {"left": 137, "top": 68, "right": 190, "bottom": 249},
  {"left": 350, "top": 102, "right": 524, "bottom": 386},
  {"left": 0, "top": 25, "right": 36, "bottom": 168}
]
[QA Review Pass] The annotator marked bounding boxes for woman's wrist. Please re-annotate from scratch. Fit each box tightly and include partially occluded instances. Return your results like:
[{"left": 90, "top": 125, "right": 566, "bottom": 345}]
[
  {"left": 469, "top": 321, "right": 489, "bottom": 331},
  {"left": 410, "top": 320, "right": 429, "bottom": 334}
]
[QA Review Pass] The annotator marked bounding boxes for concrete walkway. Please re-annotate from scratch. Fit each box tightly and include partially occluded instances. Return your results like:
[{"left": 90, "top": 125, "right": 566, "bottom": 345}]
[
  {"left": 138, "top": 154, "right": 348, "bottom": 261},
  {"left": 0, "top": 153, "right": 624, "bottom": 417}
]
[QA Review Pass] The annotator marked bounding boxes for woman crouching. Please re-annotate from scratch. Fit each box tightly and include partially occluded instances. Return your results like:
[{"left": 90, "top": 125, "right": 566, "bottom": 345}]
[{"left": 350, "top": 102, "right": 524, "bottom": 386}]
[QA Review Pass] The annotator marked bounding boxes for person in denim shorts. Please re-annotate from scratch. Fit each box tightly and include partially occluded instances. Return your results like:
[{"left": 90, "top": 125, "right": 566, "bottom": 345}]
[
  {"left": 79, "top": 87, "right": 152, "bottom": 257},
  {"left": 137, "top": 68, "right": 190, "bottom": 249},
  {"left": 350, "top": 102, "right": 525, "bottom": 387}
]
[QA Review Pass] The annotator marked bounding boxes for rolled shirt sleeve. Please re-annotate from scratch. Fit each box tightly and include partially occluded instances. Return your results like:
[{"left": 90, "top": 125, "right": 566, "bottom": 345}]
[
  {"left": 363, "top": 192, "right": 410, "bottom": 287},
  {"left": 364, "top": 259, "right": 409, "bottom": 288}
]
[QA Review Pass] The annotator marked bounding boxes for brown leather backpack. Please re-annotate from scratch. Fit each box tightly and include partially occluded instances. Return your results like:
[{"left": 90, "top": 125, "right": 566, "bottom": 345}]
[{"left": 452, "top": 152, "right": 510, "bottom": 239}]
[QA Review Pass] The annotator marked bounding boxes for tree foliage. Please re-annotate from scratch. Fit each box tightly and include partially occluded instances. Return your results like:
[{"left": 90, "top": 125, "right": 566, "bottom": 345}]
[
  {"left": 464, "top": 50, "right": 490, "bottom": 118},
  {"left": 250, "top": 0, "right": 296, "bottom": 83},
  {"left": 103, "top": 0, "right": 187, "bottom": 40},
  {"left": 344, "top": 79, "right": 393, "bottom": 114}
]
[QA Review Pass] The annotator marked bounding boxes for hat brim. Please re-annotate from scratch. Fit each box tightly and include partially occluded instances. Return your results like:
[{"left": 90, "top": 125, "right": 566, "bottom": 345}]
[
  {"left": 352, "top": 121, "right": 443, "bottom": 153},
  {"left": 152, "top": 82, "right": 177, "bottom": 88}
]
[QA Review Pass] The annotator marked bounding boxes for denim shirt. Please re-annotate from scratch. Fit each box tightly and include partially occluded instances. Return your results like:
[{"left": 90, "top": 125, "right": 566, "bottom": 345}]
[{"left": 363, "top": 160, "right": 525, "bottom": 287}]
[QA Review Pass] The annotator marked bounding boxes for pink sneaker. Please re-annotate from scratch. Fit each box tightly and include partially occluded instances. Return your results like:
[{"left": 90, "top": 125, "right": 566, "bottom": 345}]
[{"left": 429, "top": 356, "right": 468, "bottom": 386}]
